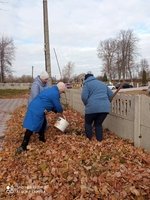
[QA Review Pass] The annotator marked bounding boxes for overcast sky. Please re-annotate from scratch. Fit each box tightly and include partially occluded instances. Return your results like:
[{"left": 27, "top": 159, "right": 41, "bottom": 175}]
[{"left": 0, "top": 0, "right": 150, "bottom": 79}]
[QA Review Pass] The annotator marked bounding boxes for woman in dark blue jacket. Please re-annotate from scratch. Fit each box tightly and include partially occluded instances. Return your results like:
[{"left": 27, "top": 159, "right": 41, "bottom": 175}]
[
  {"left": 16, "top": 82, "right": 66, "bottom": 154},
  {"left": 81, "top": 73, "right": 113, "bottom": 141}
]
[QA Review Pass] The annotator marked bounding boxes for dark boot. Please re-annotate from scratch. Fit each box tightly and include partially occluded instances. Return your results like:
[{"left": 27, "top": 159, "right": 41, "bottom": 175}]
[
  {"left": 39, "top": 132, "right": 46, "bottom": 142},
  {"left": 16, "top": 130, "right": 33, "bottom": 154},
  {"left": 38, "top": 116, "right": 47, "bottom": 142}
]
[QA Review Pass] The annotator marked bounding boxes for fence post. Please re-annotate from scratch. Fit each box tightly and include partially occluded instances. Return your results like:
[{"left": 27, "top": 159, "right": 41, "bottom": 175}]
[{"left": 134, "top": 95, "right": 141, "bottom": 147}]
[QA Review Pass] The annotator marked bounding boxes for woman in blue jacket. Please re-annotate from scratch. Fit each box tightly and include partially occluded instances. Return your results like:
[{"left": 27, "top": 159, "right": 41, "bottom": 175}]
[
  {"left": 16, "top": 82, "right": 66, "bottom": 154},
  {"left": 81, "top": 73, "right": 113, "bottom": 141}
]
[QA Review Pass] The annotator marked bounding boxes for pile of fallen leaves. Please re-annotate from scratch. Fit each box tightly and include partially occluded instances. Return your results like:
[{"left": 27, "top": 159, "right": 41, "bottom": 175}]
[{"left": 0, "top": 106, "right": 150, "bottom": 200}]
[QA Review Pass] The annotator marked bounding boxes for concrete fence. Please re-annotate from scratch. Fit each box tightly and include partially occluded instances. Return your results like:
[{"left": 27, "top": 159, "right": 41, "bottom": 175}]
[
  {"left": 0, "top": 83, "right": 31, "bottom": 90},
  {"left": 61, "top": 89, "right": 150, "bottom": 152}
]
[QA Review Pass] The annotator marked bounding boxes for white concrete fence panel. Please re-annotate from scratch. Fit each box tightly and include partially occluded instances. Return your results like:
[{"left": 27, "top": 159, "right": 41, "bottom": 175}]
[{"left": 0, "top": 83, "right": 31, "bottom": 90}]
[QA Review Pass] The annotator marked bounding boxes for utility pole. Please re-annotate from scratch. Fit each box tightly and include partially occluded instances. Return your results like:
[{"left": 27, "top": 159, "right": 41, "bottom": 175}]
[
  {"left": 32, "top": 66, "right": 34, "bottom": 80},
  {"left": 43, "top": 0, "right": 52, "bottom": 84}
]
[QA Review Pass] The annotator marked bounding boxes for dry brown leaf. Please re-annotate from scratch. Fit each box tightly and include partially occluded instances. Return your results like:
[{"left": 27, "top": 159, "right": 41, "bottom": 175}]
[
  {"left": 130, "top": 186, "right": 140, "bottom": 196},
  {"left": 35, "top": 196, "right": 43, "bottom": 200}
]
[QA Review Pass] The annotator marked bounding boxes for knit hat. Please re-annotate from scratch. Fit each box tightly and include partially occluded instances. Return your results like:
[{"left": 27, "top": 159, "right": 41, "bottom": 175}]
[
  {"left": 40, "top": 71, "right": 49, "bottom": 80},
  {"left": 57, "top": 82, "right": 67, "bottom": 93},
  {"left": 84, "top": 72, "right": 93, "bottom": 80}
]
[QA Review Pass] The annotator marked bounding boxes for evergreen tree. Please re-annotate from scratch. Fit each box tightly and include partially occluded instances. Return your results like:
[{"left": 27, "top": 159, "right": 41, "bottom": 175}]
[
  {"left": 142, "top": 69, "right": 147, "bottom": 86},
  {"left": 102, "top": 73, "right": 108, "bottom": 82}
]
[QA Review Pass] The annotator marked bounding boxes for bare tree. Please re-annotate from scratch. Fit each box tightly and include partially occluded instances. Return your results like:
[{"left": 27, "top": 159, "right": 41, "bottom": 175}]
[
  {"left": 140, "top": 58, "right": 149, "bottom": 71},
  {"left": 97, "top": 29, "right": 138, "bottom": 81},
  {"left": 97, "top": 38, "right": 117, "bottom": 81},
  {"left": 0, "top": 36, "right": 15, "bottom": 82},
  {"left": 116, "top": 30, "right": 138, "bottom": 81},
  {"left": 138, "top": 58, "right": 150, "bottom": 79},
  {"left": 5, "top": 75, "right": 33, "bottom": 83},
  {"left": 62, "top": 61, "right": 74, "bottom": 82}
]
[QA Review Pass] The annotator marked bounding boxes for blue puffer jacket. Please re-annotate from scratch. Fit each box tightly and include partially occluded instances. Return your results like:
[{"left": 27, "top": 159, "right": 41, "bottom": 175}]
[
  {"left": 28, "top": 76, "right": 49, "bottom": 105},
  {"left": 81, "top": 76, "right": 113, "bottom": 114},
  {"left": 23, "top": 86, "right": 63, "bottom": 132}
]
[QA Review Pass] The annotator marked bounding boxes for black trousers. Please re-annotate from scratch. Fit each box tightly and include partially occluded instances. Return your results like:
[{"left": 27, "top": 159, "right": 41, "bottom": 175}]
[
  {"left": 38, "top": 114, "right": 47, "bottom": 139},
  {"left": 85, "top": 112, "right": 108, "bottom": 141},
  {"left": 21, "top": 114, "right": 47, "bottom": 149}
]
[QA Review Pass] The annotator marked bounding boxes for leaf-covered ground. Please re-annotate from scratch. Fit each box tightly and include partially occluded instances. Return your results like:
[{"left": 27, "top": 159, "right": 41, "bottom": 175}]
[{"left": 0, "top": 106, "right": 150, "bottom": 200}]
